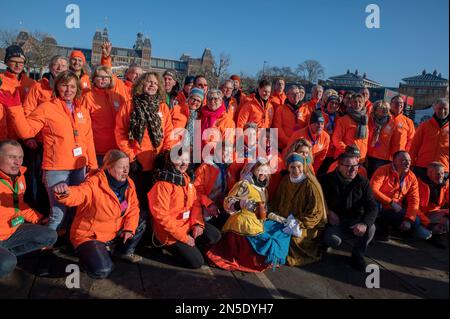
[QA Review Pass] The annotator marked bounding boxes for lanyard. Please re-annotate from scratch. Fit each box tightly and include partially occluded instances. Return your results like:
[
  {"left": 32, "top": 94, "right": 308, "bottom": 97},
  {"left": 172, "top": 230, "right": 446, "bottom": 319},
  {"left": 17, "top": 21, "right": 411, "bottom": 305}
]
[
  {"left": 307, "top": 129, "right": 318, "bottom": 146},
  {"left": 0, "top": 178, "right": 20, "bottom": 213},
  {"left": 61, "top": 100, "right": 81, "bottom": 146}
]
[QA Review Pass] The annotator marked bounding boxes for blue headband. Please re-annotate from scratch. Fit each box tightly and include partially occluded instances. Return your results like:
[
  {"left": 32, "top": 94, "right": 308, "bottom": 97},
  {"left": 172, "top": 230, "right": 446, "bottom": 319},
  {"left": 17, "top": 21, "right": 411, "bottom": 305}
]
[{"left": 287, "top": 154, "right": 311, "bottom": 166}]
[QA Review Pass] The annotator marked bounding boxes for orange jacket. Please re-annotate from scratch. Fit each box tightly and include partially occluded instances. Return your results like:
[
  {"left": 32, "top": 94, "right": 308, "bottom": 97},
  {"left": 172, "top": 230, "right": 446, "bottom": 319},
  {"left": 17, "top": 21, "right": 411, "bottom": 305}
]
[
  {"left": 284, "top": 126, "right": 330, "bottom": 173},
  {"left": 175, "top": 90, "right": 188, "bottom": 107},
  {"left": 193, "top": 162, "right": 235, "bottom": 208},
  {"left": 269, "top": 91, "right": 287, "bottom": 112},
  {"left": 56, "top": 170, "right": 140, "bottom": 248},
  {"left": 332, "top": 115, "right": 369, "bottom": 162},
  {"left": 273, "top": 103, "right": 310, "bottom": 149},
  {"left": 201, "top": 108, "right": 236, "bottom": 145},
  {"left": 23, "top": 77, "right": 53, "bottom": 116},
  {"left": 236, "top": 94, "right": 274, "bottom": 128},
  {"left": 0, "top": 71, "right": 35, "bottom": 140},
  {"left": 0, "top": 167, "right": 43, "bottom": 241},
  {"left": 7, "top": 97, "right": 98, "bottom": 170},
  {"left": 409, "top": 117, "right": 449, "bottom": 172},
  {"left": 391, "top": 113, "right": 415, "bottom": 153},
  {"left": 148, "top": 175, "right": 203, "bottom": 246},
  {"left": 326, "top": 160, "right": 368, "bottom": 178},
  {"left": 171, "top": 103, "right": 191, "bottom": 129},
  {"left": 101, "top": 55, "right": 133, "bottom": 102},
  {"left": 370, "top": 164, "right": 420, "bottom": 222},
  {"left": 305, "top": 98, "right": 320, "bottom": 113},
  {"left": 367, "top": 116, "right": 398, "bottom": 161},
  {"left": 417, "top": 178, "right": 449, "bottom": 226},
  {"left": 84, "top": 86, "right": 126, "bottom": 155},
  {"left": 115, "top": 99, "right": 174, "bottom": 171},
  {"left": 79, "top": 73, "right": 91, "bottom": 93},
  {"left": 365, "top": 100, "right": 373, "bottom": 115},
  {"left": 224, "top": 96, "right": 239, "bottom": 121}
]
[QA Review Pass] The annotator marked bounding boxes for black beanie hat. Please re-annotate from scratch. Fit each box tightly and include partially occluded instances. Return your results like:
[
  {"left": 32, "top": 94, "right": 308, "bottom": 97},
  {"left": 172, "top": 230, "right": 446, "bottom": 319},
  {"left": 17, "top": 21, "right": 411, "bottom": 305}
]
[{"left": 4, "top": 45, "right": 26, "bottom": 63}]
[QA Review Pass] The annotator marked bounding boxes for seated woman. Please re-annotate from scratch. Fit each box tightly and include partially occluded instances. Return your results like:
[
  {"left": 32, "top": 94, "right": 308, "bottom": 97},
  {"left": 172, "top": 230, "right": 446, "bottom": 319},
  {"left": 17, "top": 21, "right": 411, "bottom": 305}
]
[
  {"left": 54, "top": 149, "right": 145, "bottom": 279},
  {"left": 206, "top": 160, "right": 291, "bottom": 272},
  {"left": 148, "top": 150, "right": 221, "bottom": 269},
  {"left": 270, "top": 153, "right": 328, "bottom": 266}
]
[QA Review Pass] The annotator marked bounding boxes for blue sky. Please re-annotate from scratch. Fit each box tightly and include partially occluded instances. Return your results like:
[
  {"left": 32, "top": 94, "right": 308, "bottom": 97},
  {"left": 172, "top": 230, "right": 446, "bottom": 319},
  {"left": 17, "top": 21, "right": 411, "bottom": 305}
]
[{"left": 1, "top": 0, "right": 448, "bottom": 87}]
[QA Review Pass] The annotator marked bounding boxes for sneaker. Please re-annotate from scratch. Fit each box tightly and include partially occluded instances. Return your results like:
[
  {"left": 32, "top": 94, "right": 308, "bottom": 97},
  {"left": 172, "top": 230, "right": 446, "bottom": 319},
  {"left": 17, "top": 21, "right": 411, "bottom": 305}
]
[
  {"left": 115, "top": 252, "right": 143, "bottom": 263},
  {"left": 349, "top": 254, "right": 367, "bottom": 272}
]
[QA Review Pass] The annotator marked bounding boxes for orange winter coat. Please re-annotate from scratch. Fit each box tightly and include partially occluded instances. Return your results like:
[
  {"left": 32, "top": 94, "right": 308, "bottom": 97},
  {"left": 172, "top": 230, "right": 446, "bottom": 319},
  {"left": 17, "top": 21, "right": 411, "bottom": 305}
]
[
  {"left": 269, "top": 91, "right": 287, "bottom": 112},
  {"left": 8, "top": 97, "right": 98, "bottom": 170},
  {"left": 332, "top": 115, "right": 369, "bottom": 162},
  {"left": 272, "top": 103, "right": 310, "bottom": 149},
  {"left": 101, "top": 55, "right": 133, "bottom": 102},
  {"left": 194, "top": 162, "right": 234, "bottom": 208},
  {"left": 305, "top": 98, "right": 320, "bottom": 113},
  {"left": 201, "top": 108, "right": 236, "bottom": 145},
  {"left": 236, "top": 94, "right": 274, "bottom": 129},
  {"left": 84, "top": 86, "right": 126, "bottom": 155},
  {"left": 115, "top": 100, "right": 174, "bottom": 171},
  {"left": 0, "top": 167, "right": 43, "bottom": 241},
  {"left": 0, "top": 71, "right": 35, "bottom": 140},
  {"left": 56, "top": 170, "right": 140, "bottom": 248},
  {"left": 365, "top": 100, "right": 373, "bottom": 115},
  {"left": 175, "top": 90, "right": 188, "bottom": 107},
  {"left": 409, "top": 117, "right": 449, "bottom": 172},
  {"left": 417, "top": 178, "right": 449, "bottom": 226},
  {"left": 370, "top": 164, "right": 420, "bottom": 222},
  {"left": 148, "top": 175, "right": 203, "bottom": 246},
  {"left": 367, "top": 116, "right": 398, "bottom": 161},
  {"left": 23, "top": 77, "right": 53, "bottom": 116},
  {"left": 391, "top": 113, "right": 415, "bottom": 153},
  {"left": 284, "top": 127, "right": 330, "bottom": 173},
  {"left": 79, "top": 73, "right": 91, "bottom": 93},
  {"left": 224, "top": 96, "right": 239, "bottom": 121}
]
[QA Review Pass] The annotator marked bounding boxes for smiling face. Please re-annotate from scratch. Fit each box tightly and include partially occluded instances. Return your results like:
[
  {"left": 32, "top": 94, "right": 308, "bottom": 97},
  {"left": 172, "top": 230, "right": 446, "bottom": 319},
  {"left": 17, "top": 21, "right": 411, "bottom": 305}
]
[
  {"left": 288, "top": 161, "right": 304, "bottom": 179},
  {"left": 338, "top": 156, "right": 359, "bottom": 180},
  {"left": 187, "top": 95, "right": 203, "bottom": 110},
  {"left": 50, "top": 58, "right": 68, "bottom": 78},
  {"left": 107, "top": 157, "right": 130, "bottom": 182},
  {"left": 313, "top": 87, "right": 323, "bottom": 100},
  {"left": 288, "top": 87, "right": 304, "bottom": 105},
  {"left": 207, "top": 92, "right": 223, "bottom": 111},
  {"left": 126, "top": 66, "right": 143, "bottom": 83},
  {"left": 258, "top": 85, "right": 271, "bottom": 101},
  {"left": 163, "top": 74, "right": 176, "bottom": 92},
  {"left": 310, "top": 121, "right": 324, "bottom": 135},
  {"left": 393, "top": 152, "right": 411, "bottom": 175},
  {"left": 274, "top": 79, "right": 285, "bottom": 94},
  {"left": 69, "top": 57, "right": 84, "bottom": 72},
  {"left": 172, "top": 152, "right": 190, "bottom": 173},
  {"left": 390, "top": 97, "right": 404, "bottom": 115},
  {"left": 0, "top": 144, "right": 24, "bottom": 176},
  {"left": 253, "top": 164, "right": 270, "bottom": 183},
  {"left": 6, "top": 57, "right": 25, "bottom": 75},
  {"left": 143, "top": 74, "right": 159, "bottom": 96},
  {"left": 428, "top": 165, "right": 445, "bottom": 185},
  {"left": 93, "top": 69, "right": 112, "bottom": 89},
  {"left": 433, "top": 101, "right": 449, "bottom": 119},
  {"left": 221, "top": 81, "right": 234, "bottom": 99},
  {"left": 57, "top": 78, "right": 78, "bottom": 102}
]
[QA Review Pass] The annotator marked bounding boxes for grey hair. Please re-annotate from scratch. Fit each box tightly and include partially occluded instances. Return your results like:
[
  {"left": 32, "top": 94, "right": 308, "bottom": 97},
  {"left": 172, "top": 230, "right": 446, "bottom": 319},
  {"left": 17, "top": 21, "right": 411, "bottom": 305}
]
[
  {"left": 49, "top": 55, "right": 68, "bottom": 68},
  {"left": 433, "top": 98, "right": 449, "bottom": 108},
  {"left": 312, "top": 85, "right": 323, "bottom": 92},
  {"left": 207, "top": 89, "right": 223, "bottom": 100}
]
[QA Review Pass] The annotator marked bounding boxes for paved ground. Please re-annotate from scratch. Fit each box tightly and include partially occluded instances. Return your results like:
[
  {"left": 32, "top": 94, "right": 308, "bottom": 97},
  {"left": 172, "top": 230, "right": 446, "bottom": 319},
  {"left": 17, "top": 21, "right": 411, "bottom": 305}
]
[{"left": 0, "top": 234, "right": 448, "bottom": 299}]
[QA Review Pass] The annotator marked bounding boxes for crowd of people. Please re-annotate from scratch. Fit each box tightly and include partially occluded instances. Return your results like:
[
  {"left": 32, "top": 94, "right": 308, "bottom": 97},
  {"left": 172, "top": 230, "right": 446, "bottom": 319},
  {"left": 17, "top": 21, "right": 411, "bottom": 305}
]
[{"left": 0, "top": 41, "right": 448, "bottom": 279}]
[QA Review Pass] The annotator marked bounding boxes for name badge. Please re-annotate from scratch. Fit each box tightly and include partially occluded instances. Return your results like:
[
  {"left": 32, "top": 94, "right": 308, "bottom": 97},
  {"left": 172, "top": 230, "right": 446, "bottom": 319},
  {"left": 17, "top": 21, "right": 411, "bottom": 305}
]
[
  {"left": 73, "top": 147, "right": 83, "bottom": 157},
  {"left": 120, "top": 200, "right": 128, "bottom": 212},
  {"left": 182, "top": 211, "right": 190, "bottom": 220}
]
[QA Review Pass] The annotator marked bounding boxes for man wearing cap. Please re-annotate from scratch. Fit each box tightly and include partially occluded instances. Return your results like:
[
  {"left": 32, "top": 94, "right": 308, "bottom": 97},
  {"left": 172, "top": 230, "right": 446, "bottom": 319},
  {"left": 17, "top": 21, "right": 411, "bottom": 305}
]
[
  {"left": 69, "top": 50, "right": 90, "bottom": 92},
  {"left": 163, "top": 69, "right": 180, "bottom": 109},
  {"left": 0, "top": 45, "right": 35, "bottom": 140},
  {"left": 320, "top": 149, "right": 378, "bottom": 271},
  {"left": 230, "top": 74, "right": 246, "bottom": 106},
  {"left": 283, "top": 110, "right": 330, "bottom": 173},
  {"left": 326, "top": 145, "right": 368, "bottom": 178},
  {"left": 273, "top": 85, "right": 307, "bottom": 150},
  {"left": 176, "top": 76, "right": 195, "bottom": 106}
]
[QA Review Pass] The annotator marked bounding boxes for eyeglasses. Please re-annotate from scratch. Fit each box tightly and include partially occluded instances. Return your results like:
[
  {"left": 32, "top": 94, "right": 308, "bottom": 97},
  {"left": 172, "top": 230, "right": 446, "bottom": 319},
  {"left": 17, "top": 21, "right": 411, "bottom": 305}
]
[
  {"left": 96, "top": 76, "right": 111, "bottom": 80},
  {"left": 208, "top": 96, "right": 221, "bottom": 101},
  {"left": 340, "top": 163, "right": 360, "bottom": 170},
  {"left": 197, "top": 84, "right": 208, "bottom": 88},
  {"left": 8, "top": 60, "right": 25, "bottom": 66}
]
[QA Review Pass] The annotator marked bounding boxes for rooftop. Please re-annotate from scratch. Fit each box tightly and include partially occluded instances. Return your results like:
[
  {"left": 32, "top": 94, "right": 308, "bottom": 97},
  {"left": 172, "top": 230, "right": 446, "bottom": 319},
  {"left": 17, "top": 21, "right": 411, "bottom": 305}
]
[{"left": 402, "top": 70, "right": 448, "bottom": 82}]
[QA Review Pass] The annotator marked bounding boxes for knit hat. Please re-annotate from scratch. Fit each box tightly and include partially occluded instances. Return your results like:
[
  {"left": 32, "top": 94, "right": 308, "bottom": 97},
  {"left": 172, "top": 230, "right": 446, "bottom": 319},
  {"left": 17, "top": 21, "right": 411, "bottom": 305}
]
[
  {"left": 4, "top": 45, "right": 26, "bottom": 63},
  {"left": 338, "top": 90, "right": 346, "bottom": 96},
  {"left": 189, "top": 88, "right": 204, "bottom": 100},
  {"left": 327, "top": 95, "right": 339, "bottom": 103},
  {"left": 230, "top": 75, "right": 241, "bottom": 83},
  {"left": 342, "top": 144, "right": 361, "bottom": 158},
  {"left": 163, "top": 69, "right": 176, "bottom": 79},
  {"left": 70, "top": 50, "right": 86, "bottom": 64},
  {"left": 310, "top": 110, "right": 325, "bottom": 124},
  {"left": 184, "top": 75, "right": 195, "bottom": 85}
]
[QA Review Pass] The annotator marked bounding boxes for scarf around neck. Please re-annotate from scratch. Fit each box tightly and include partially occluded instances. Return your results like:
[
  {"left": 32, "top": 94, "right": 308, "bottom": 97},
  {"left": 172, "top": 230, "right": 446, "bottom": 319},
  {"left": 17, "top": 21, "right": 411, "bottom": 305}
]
[
  {"left": 371, "top": 114, "right": 390, "bottom": 146},
  {"left": 347, "top": 108, "right": 368, "bottom": 139},
  {"left": 155, "top": 166, "right": 186, "bottom": 186},
  {"left": 129, "top": 93, "right": 163, "bottom": 148},
  {"left": 201, "top": 103, "right": 226, "bottom": 132}
]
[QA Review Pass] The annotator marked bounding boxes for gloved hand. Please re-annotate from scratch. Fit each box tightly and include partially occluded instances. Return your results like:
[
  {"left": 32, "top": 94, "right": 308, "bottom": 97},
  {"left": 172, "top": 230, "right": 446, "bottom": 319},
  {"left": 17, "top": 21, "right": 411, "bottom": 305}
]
[
  {"left": 130, "top": 160, "right": 143, "bottom": 173},
  {"left": 283, "top": 214, "right": 302, "bottom": 237},
  {"left": 399, "top": 220, "right": 412, "bottom": 231},
  {"left": 0, "top": 88, "right": 21, "bottom": 107}
]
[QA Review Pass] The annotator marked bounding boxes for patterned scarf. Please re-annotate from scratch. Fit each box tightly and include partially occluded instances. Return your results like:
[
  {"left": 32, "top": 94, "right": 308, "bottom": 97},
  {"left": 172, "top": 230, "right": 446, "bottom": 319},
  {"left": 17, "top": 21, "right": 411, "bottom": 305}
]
[
  {"left": 154, "top": 166, "right": 186, "bottom": 186},
  {"left": 347, "top": 108, "right": 368, "bottom": 139},
  {"left": 128, "top": 93, "right": 163, "bottom": 148},
  {"left": 324, "top": 109, "right": 337, "bottom": 134},
  {"left": 371, "top": 114, "right": 390, "bottom": 147},
  {"left": 186, "top": 108, "right": 199, "bottom": 146}
]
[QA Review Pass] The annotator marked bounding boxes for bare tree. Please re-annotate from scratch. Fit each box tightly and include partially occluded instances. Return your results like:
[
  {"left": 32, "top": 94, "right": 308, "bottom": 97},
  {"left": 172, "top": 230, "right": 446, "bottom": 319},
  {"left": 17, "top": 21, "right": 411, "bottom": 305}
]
[
  {"left": 296, "top": 60, "right": 325, "bottom": 84},
  {"left": 238, "top": 72, "right": 257, "bottom": 94},
  {"left": 0, "top": 29, "right": 18, "bottom": 48},
  {"left": 211, "top": 53, "right": 231, "bottom": 89},
  {"left": 24, "top": 31, "right": 57, "bottom": 79}
]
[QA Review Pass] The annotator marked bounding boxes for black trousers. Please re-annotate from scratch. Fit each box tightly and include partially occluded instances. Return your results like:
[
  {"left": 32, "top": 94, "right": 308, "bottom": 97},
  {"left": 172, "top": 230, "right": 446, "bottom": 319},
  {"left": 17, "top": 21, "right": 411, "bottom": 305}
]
[{"left": 164, "top": 223, "right": 221, "bottom": 269}]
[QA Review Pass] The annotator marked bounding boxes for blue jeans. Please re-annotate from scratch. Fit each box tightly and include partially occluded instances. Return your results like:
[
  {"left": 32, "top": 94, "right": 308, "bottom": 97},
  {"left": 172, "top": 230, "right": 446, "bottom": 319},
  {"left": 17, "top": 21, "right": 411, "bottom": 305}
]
[
  {"left": 76, "top": 217, "right": 146, "bottom": 279},
  {"left": 0, "top": 224, "right": 57, "bottom": 277},
  {"left": 43, "top": 168, "right": 86, "bottom": 230}
]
